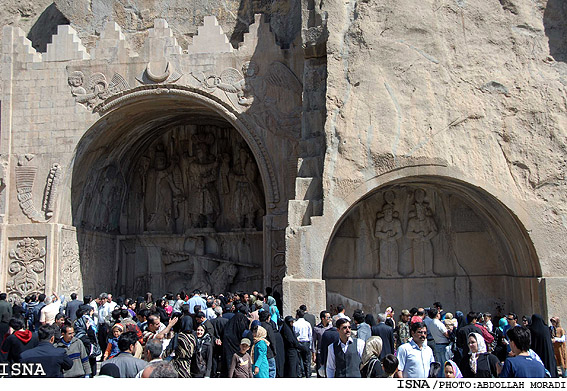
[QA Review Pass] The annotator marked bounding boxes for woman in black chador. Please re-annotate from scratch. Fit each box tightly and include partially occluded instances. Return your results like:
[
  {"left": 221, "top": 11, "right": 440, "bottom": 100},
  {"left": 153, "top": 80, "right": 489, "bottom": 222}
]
[
  {"left": 530, "top": 314, "right": 558, "bottom": 377},
  {"left": 281, "top": 316, "right": 302, "bottom": 377}
]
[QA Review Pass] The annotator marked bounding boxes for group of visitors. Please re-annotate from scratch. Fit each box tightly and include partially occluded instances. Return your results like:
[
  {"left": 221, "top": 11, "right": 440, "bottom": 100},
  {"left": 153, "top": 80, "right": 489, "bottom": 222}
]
[{"left": 0, "top": 290, "right": 565, "bottom": 379}]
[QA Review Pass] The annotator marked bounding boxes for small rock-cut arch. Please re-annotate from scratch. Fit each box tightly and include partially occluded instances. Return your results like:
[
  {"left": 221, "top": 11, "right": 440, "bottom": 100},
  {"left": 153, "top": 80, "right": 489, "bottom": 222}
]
[{"left": 323, "top": 175, "right": 542, "bottom": 318}]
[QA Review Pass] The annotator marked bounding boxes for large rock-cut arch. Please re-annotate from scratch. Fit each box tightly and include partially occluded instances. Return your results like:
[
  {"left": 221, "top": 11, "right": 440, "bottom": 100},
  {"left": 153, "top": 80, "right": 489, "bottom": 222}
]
[{"left": 71, "top": 92, "right": 274, "bottom": 296}]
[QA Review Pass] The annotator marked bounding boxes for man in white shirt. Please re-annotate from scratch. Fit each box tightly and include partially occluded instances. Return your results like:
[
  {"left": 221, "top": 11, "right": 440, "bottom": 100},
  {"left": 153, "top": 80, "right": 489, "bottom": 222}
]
[
  {"left": 326, "top": 318, "right": 365, "bottom": 378},
  {"left": 97, "top": 292, "right": 117, "bottom": 352},
  {"left": 294, "top": 309, "right": 313, "bottom": 377},
  {"left": 39, "top": 292, "right": 61, "bottom": 325},
  {"left": 331, "top": 305, "right": 351, "bottom": 326},
  {"left": 396, "top": 321, "right": 435, "bottom": 378},
  {"left": 428, "top": 308, "right": 450, "bottom": 375}
]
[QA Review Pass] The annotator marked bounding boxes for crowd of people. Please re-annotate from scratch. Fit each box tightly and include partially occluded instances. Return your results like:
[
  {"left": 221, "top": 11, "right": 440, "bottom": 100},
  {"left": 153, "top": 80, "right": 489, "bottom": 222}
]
[{"left": 0, "top": 290, "right": 565, "bottom": 379}]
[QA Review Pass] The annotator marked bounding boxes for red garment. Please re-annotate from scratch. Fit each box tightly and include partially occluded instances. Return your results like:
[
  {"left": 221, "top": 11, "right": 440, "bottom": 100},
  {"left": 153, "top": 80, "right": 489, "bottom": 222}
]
[
  {"left": 474, "top": 323, "right": 494, "bottom": 344},
  {"left": 410, "top": 315, "right": 424, "bottom": 324},
  {"left": 14, "top": 330, "right": 32, "bottom": 343}
]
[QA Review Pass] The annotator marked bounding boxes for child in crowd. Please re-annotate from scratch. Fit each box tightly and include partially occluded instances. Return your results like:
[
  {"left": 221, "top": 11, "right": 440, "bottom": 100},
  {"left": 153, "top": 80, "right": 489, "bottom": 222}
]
[
  {"left": 382, "top": 354, "right": 399, "bottom": 378},
  {"left": 228, "top": 338, "right": 253, "bottom": 378},
  {"left": 104, "top": 323, "right": 123, "bottom": 360}
]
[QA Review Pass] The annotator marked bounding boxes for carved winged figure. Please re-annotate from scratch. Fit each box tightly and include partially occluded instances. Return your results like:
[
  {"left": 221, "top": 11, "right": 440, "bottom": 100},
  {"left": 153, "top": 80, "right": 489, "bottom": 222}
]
[{"left": 192, "top": 61, "right": 303, "bottom": 139}]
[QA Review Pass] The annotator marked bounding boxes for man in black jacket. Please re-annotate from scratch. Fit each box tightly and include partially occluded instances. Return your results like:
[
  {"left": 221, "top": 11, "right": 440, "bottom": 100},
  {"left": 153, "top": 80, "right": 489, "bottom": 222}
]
[
  {"left": 19, "top": 324, "right": 72, "bottom": 377},
  {"left": 456, "top": 311, "right": 482, "bottom": 359},
  {"left": 319, "top": 324, "right": 339, "bottom": 377},
  {"left": 371, "top": 313, "right": 395, "bottom": 359}
]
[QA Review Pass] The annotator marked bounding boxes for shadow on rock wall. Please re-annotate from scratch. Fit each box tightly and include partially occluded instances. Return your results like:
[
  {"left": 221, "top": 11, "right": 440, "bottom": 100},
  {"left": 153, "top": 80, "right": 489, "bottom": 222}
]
[
  {"left": 27, "top": 2, "right": 69, "bottom": 52},
  {"left": 544, "top": 0, "right": 567, "bottom": 62},
  {"left": 230, "top": 0, "right": 301, "bottom": 49}
]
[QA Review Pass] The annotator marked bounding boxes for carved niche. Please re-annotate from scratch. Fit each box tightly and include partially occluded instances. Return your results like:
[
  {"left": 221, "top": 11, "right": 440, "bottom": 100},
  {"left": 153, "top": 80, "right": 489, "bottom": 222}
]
[
  {"left": 6, "top": 238, "right": 47, "bottom": 301},
  {"left": 124, "top": 124, "right": 265, "bottom": 234}
]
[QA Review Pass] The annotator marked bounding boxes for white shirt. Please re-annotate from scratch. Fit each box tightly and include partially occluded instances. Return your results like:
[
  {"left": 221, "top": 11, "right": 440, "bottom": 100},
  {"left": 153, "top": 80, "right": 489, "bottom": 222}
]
[
  {"left": 325, "top": 337, "right": 365, "bottom": 378},
  {"left": 99, "top": 301, "right": 117, "bottom": 325},
  {"left": 397, "top": 338, "right": 435, "bottom": 378},
  {"left": 293, "top": 318, "right": 313, "bottom": 347},
  {"left": 205, "top": 307, "right": 216, "bottom": 320},
  {"left": 89, "top": 300, "right": 99, "bottom": 324},
  {"left": 429, "top": 318, "right": 449, "bottom": 344},
  {"left": 39, "top": 300, "right": 61, "bottom": 325}
]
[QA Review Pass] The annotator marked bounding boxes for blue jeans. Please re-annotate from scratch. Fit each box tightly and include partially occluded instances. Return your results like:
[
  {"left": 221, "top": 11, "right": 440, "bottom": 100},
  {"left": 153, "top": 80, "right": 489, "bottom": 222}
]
[
  {"left": 268, "top": 357, "right": 276, "bottom": 378},
  {"left": 434, "top": 343, "right": 451, "bottom": 377}
]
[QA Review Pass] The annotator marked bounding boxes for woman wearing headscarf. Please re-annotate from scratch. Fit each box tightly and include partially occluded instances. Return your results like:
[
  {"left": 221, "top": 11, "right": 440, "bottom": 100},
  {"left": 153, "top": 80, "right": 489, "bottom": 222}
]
[
  {"left": 360, "top": 336, "right": 385, "bottom": 378},
  {"left": 191, "top": 324, "right": 213, "bottom": 377},
  {"left": 281, "top": 315, "right": 302, "bottom": 377},
  {"left": 452, "top": 311, "right": 466, "bottom": 363},
  {"left": 267, "top": 296, "right": 280, "bottom": 326},
  {"left": 493, "top": 317, "right": 509, "bottom": 362},
  {"left": 458, "top": 332, "right": 500, "bottom": 377},
  {"left": 530, "top": 314, "right": 558, "bottom": 377},
  {"left": 171, "top": 330, "right": 197, "bottom": 378},
  {"left": 252, "top": 325, "right": 270, "bottom": 378},
  {"left": 221, "top": 305, "right": 250, "bottom": 377},
  {"left": 444, "top": 360, "right": 463, "bottom": 378},
  {"left": 551, "top": 317, "right": 567, "bottom": 377}
]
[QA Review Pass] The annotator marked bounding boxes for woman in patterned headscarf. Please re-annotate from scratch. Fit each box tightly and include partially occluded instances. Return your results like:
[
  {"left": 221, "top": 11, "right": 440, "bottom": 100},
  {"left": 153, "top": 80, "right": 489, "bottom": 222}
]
[
  {"left": 360, "top": 336, "right": 385, "bottom": 377},
  {"left": 458, "top": 332, "right": 500, "bottom": 377},
  {"left": 171, "top": 331, "right": 197, "bottom": 378},
  {"left": 444, "top": 360, "right": 463, "bottom": 378},
  {"left": 251, "top": 325, "right": 270, "bottom": 378}
]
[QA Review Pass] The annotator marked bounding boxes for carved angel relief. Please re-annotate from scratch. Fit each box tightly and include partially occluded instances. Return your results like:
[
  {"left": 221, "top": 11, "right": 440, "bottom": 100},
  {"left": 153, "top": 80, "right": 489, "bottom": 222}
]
[
  {"left": 191, "top": 61, "right": 303, "bottom": 139},
  {"left": 7, "top": 238, "right": 46, "bottom": 301},
  {"left": 68, "top": 71, "right": 130, "bottom": 110}
]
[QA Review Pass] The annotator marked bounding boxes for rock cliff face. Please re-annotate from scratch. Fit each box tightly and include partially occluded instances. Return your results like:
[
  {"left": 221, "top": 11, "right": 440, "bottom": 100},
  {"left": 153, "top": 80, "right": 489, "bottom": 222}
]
[{"left": 306, "top": 0, "right": 567, "bottom": 316}]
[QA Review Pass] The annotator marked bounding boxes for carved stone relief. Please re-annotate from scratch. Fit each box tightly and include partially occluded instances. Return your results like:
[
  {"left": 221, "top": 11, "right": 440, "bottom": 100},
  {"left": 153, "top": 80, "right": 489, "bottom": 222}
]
[
  {"left": 136, "top": 62, "right": 183, "bottom": 84},
  {"left": 191, "top": 61, "right": 302, "bottom": 140},
  {"left": 124, "top": 124, "right": 265, "bottom": 234},
  {"left": 374, "top": 190, "right": 402, "bottom": 277},
  {"left": 0, "top": 155, "right": 7, "bottom": 219},
  {"left": 15, "top": 155, "right": 62, "bottom": 222},
  {"left": 68, "top": 70, "right": 130, "bottom": 110},
  {"left": 406, "top": 189, "right": 438, "bottom": 276},
  {"left": 119, "top": 231, "right": 262, "bottom": 296},
  {"left": 79, "top": 165, "right": 125, "bottom": 232},
  {"left": 324, "top": 185, "right": 507, "bottom": 280},
  {"left": 59, "top": 229, "right": 82, "bottom": 296},
  {"left": 6, "top": 237, "right": 46, "bottom": 302}
]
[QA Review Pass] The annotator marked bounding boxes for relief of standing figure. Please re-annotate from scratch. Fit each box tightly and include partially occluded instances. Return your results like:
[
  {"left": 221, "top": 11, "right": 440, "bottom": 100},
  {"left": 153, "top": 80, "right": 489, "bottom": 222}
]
[
  {"left": 231, "top": 146, "right": 263, "bottom": 229},
  {"left": 374, "top": 202, "right": 402, "bottom": 277},
  {"left": 406, "top": 189, "right": 438, "bottom": 276},
  {"left": 185, "top": 134, "right": 221, "bottom": 229}
]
